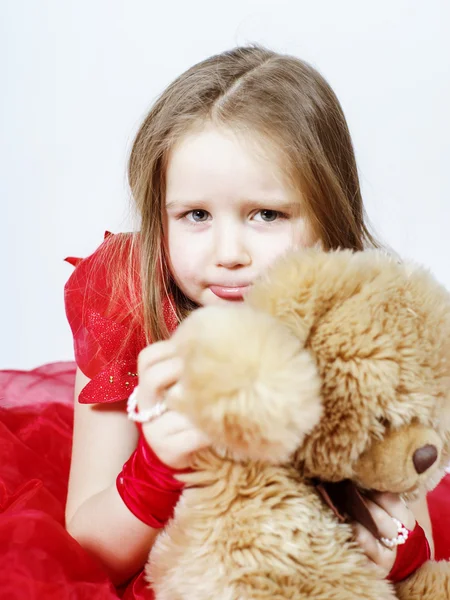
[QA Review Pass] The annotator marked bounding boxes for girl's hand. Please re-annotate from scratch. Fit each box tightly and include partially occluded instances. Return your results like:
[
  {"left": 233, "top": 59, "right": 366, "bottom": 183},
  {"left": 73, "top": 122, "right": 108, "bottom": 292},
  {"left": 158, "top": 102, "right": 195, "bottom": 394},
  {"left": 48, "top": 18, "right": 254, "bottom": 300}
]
[
  {"left": 135, "top": 340, "right": 211, "bottom": 470},
  {"left": 352, "top": 492, "right": 416, "bottom": 577}
]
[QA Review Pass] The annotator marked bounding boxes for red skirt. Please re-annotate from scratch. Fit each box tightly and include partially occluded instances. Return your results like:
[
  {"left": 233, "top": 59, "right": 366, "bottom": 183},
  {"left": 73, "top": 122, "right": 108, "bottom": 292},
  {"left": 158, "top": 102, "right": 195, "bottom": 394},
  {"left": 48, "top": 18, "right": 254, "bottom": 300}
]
[
  {"left": 0, "top": 362, "right": 153, "bottom": 599},
  {"left": 1, "top": 362, "right": 448, "bottom": 599}
]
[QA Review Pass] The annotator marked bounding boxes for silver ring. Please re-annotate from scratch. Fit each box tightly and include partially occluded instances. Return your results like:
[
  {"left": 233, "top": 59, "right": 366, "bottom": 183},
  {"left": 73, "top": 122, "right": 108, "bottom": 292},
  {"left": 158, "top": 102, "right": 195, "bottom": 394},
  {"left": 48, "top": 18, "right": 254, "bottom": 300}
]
[
  {"left": 379, "top": 517, "right": 410, "bottom": 549},
  {"left": 127, "top": 386, "right": 168, "bottom": 423}
]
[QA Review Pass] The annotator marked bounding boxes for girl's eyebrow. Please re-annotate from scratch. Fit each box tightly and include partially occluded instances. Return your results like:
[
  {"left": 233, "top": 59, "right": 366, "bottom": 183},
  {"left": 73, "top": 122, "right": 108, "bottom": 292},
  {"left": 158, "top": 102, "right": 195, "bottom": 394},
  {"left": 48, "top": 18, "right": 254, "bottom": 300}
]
[
  {"left": 165, "top": 199, "right": 207, "bottom": 210},
  {"left": 165, "top": 199, "right": 299, "bottom": 210}
]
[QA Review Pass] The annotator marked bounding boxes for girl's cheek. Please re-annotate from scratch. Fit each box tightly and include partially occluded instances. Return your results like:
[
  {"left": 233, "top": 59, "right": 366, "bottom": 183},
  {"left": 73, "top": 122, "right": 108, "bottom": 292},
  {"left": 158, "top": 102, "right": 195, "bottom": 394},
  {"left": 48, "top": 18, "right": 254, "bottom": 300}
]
[
  {"left": 298, "top": 219, "right": 318, "bottom": 248},
  {"left": 257, "top": 221, "right": 315, "bottom": 268},
  {"left": 268, "top": 225, "right": 300, "bottom": 254},
  {"left": 170, "top": 235, "right": 208, "bottom": 272}
]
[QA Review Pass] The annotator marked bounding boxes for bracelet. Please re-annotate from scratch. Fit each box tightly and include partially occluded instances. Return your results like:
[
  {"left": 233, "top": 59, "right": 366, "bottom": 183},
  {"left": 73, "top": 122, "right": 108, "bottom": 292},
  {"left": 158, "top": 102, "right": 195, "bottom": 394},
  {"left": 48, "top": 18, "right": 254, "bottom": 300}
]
[
  {"left": 126, "top": 385, "right": 168, "bottom": 423},
  {"left": 379, "top": 518, "right": 410, "bottom": 549},
  {"left": 387, "top": 521, "right": 431, "bottom": 582}
]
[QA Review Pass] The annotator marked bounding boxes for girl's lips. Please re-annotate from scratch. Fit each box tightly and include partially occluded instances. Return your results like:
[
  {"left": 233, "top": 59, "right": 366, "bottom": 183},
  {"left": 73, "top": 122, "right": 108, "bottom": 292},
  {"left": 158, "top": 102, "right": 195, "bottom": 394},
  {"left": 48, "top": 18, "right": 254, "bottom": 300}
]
[{"left": 209, "top": 285, "right": 250, "bottom": 300}]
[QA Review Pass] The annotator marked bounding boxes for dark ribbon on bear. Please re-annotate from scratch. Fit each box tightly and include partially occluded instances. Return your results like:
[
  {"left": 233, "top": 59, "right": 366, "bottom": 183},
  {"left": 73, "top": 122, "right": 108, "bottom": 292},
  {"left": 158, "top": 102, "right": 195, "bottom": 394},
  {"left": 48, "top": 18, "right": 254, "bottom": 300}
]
[{"left": 315, "top": 479, "right": 383, "bottom": 539}]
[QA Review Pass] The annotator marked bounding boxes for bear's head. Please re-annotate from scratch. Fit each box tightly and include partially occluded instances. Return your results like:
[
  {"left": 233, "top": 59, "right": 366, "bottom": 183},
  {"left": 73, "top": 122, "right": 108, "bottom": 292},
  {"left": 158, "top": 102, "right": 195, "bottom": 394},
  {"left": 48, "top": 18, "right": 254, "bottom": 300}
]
[{"left": 247, "top": 250, "right": 450, "bottom": 497}]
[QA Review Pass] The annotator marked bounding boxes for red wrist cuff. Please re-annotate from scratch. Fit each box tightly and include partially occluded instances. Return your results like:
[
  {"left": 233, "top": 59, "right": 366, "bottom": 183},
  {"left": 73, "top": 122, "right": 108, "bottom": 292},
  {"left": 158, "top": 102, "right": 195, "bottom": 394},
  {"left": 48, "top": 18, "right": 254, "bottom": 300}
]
[
  {"left": 387, "top": 521, "right": 431, "bottom": 582},
  {"left": 116, "top": 433, "right": 189, "bottom": 528}
]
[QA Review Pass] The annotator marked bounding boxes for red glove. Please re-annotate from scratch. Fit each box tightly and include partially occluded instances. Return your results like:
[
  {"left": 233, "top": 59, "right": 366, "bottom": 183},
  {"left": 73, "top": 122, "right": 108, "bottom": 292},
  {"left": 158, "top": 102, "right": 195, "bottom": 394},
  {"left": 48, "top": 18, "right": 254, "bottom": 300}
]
[
  {"left": 116, "top": 432, "right": 190, "bottom": 529},
  {"left": 388, "top": 521, "right": 431, "bottom": 582}
]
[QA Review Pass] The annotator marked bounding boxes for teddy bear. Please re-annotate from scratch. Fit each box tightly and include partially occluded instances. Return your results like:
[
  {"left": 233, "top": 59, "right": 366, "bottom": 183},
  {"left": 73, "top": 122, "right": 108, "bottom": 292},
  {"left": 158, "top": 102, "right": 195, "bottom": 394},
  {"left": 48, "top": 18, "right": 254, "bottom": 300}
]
[{"left": 145, "top": 248, "right": 450, "bottom": 600}]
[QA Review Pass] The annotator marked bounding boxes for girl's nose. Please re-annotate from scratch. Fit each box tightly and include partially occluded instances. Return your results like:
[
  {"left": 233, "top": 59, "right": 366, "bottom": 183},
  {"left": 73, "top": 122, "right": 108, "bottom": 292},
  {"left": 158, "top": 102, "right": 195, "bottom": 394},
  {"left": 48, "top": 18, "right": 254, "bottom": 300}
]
[{"left": 213, "top": 224, "right": 251, "bottom": 268}]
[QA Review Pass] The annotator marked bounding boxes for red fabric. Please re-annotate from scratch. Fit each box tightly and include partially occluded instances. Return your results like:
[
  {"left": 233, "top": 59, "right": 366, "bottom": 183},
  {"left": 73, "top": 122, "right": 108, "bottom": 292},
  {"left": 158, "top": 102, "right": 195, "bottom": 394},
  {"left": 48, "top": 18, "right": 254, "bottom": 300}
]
[
  {"left": 64, "top": 231, "right": 143, "bottom": 404},
  {"left": 388, "top": 522, "right": 431, "bottom": 582},
  {"left": 0, "top": 363, "right": 119, "bottom": 599},
  {"left": 116, "top": 432, "right": 188, "bottom": 529},
  {"left": 428, "top": 469, "right": 450, "bottom": 561}
]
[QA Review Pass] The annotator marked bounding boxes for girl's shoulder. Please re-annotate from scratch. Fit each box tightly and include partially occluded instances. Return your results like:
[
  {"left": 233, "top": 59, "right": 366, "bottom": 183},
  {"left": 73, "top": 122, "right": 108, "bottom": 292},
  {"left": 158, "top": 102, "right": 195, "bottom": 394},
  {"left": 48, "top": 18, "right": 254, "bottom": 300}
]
[{"left": 64, "top": 231, "right": 146, "bottom": 404}]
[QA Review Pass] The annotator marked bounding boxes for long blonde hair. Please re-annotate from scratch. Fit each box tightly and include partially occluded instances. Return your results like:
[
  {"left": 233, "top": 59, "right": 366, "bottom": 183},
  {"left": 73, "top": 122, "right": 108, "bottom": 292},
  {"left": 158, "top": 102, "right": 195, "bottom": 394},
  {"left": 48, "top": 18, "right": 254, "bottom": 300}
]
[{"left": 123, "top": 45, "right": 377, "bottom": 343}]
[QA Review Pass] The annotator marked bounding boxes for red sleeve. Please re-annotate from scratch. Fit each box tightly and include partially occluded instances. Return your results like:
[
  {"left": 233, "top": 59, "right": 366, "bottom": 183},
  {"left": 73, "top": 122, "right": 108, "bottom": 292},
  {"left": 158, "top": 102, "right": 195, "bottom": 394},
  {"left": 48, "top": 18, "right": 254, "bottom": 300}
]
[
  {"left": 64, "top": 232, "right": 147, "bottom": 404},
  {"left": 427, "top": 471, "right": 450, "bottom": 561}
]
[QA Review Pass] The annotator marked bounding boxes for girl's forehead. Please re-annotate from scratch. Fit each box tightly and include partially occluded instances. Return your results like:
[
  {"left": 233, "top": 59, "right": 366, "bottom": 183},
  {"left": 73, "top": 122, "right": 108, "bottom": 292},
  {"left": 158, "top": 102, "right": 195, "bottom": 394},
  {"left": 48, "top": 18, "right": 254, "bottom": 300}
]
[{"left": 165, "top": 123, "right": 295, "bottom": 203}]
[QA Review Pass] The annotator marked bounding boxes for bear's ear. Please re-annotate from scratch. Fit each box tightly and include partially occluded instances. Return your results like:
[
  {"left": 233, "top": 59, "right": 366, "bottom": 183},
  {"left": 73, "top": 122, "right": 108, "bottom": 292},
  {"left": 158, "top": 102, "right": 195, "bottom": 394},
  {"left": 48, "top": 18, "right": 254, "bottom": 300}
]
[{"left": 167, "top": 305, "right": 323, "bottom": 464}]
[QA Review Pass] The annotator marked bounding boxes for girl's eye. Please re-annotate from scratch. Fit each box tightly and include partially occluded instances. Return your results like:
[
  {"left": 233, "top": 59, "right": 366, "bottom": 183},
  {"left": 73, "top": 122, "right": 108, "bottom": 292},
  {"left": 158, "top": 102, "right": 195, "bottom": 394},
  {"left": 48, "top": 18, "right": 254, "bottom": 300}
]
[
  {"left": 185, "top": 209, "right": 210, "bottom": 223},
  {"left": 254, "top": 209, "right": 285, "bottom": 223}
]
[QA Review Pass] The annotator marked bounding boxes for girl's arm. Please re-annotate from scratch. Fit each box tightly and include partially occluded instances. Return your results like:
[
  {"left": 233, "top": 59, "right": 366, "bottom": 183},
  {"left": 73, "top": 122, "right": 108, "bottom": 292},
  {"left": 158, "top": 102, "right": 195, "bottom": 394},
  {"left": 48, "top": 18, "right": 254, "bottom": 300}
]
[
  {"left": 65, "top": 368, "right": 159, "bottom": 585},
  {"left": 65, "top": 343, "right": 211, "bottom": 586}
]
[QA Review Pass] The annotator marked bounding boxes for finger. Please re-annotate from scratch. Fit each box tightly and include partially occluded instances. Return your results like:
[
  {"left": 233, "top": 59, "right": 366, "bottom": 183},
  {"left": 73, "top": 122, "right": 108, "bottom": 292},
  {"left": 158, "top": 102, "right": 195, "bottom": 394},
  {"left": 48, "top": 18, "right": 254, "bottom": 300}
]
[
  {"left": 146, "top": 410, "right": 198, "bottom": 436},
  {"left": 151, "top": 428, "right": 211, "bottom": 470},
  {"left": 137, "top": 357, "right": 184, "bottom": 404},
  {"left": 363, "top": 497, "right": 400, "bottom": 541},
  {"left": 170, "top": 428, "right": 211, "bottom": 455},
  {"left": 166, "top": 429, "right": 211, "bottom": 469},
  {"left": 143, "top": 411, "right": 203, "bottom": 466},
  {"left": 166, "top": 381, "right": 184, "bottom": 404},
  {"left": 138, "top": 340, "right": 177, "bottom": 373},
  {"left": 369, "top": 492, "right": 416, "bottom": 530},
  {"left": 353, "top": 522, "right": 397, "bottom": 575}
]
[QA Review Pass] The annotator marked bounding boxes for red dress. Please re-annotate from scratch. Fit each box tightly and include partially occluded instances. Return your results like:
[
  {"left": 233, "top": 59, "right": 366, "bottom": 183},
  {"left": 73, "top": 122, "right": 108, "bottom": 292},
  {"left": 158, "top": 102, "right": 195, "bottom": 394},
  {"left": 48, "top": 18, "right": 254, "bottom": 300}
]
[{"left": 0, "top": 234, "right": 448, "bottom": 600}]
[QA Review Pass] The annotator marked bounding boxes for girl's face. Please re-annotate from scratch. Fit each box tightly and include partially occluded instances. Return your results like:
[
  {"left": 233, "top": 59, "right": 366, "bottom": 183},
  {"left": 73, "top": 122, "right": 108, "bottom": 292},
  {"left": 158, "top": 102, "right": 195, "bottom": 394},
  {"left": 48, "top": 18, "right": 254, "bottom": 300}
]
[{"left": 164, "top": 123, "right": 317, "bottom": 306}]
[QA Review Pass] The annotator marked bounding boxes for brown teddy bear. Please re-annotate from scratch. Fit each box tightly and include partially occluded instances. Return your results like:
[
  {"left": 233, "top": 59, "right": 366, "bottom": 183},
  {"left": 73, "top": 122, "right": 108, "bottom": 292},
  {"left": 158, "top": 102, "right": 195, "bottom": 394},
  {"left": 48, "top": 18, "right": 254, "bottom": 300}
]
[{"left": 146, "top": 249, "right": 450, "bottom": 600}]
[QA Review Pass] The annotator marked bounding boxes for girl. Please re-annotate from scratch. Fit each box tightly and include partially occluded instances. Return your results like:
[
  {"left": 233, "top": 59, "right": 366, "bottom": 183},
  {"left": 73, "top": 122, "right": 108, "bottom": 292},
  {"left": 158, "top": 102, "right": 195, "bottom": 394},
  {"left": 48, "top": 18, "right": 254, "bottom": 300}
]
[{"left": 63, "top": 46, "right": 446, "bottom": 599}]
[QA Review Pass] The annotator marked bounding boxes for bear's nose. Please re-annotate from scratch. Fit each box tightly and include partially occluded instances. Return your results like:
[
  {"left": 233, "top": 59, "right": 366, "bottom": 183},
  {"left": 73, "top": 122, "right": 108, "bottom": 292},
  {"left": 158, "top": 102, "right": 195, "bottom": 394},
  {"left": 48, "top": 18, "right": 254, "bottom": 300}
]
[{"left": 413, "top": 444, "right": 438, "bottom": 474}]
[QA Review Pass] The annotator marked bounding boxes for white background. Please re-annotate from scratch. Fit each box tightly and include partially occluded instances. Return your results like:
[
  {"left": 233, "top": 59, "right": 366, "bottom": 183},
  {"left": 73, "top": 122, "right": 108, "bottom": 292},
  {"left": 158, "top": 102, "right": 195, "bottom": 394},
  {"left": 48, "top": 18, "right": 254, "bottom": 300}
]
[{"left": 2, "top": 0, "right": 449, "bottom": 370}]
